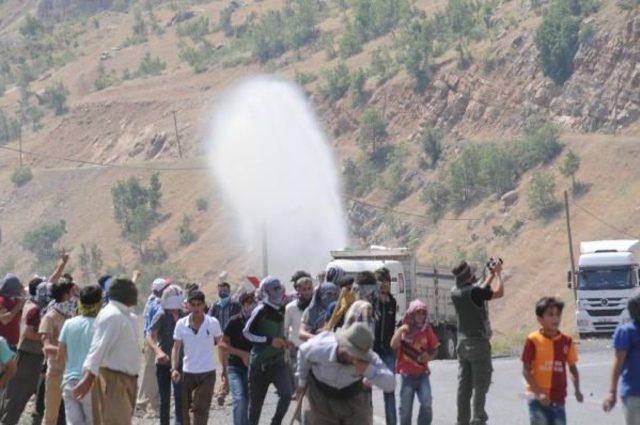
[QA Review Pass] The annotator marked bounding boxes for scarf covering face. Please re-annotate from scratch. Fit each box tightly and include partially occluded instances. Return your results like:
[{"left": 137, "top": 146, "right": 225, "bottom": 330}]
[
  {"left": 54, "top": 300, "right": 76, "bottom": 318},
  {"left": 161, "top": 284, "right": 185, "bottom": 311},
  {"left": 33, "top": 282, "right": 51, "bottom": 310},
  {"left": 0, "top": 273, "right": 23, "bottom": 298},
  {"left": 304, "top": 282, "right": 338, "bottom": 332},
  {"left": 258, "top": 276, "right": 285, "bottom": 308},
  {"left": 628, "top": 291, "right": 640, "bottom": 323},
  {"left": 402, "top": 299, "right": 429, "bottom": 335},
  {"left": 78, "top": 301, "right": 102, "bottom": 318},
  {"left": 325, "top": 267, "right": 345, "bottom": 284},
  {"left": 343, "top": 300, "right": 374, "bottom": 332},
  {"left": 325, "top": 287, "right": 357, "bottom": 331}
]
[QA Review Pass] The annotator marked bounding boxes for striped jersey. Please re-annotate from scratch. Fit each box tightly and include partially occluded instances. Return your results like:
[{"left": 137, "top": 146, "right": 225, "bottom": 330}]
[{"left": 521, "top": 330, "right": 578, "bottom": 404}]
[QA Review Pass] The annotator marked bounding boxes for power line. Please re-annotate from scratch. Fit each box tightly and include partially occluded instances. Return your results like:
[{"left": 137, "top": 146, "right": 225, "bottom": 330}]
[
  {"left": 344, "top": 195, "right": 480, "bottom": 221},
  {"left": 0, "top": 145, "right": 208, "bottom": 171},
  {"left": 572, "top": 202, "right": 640, "bottom": 240}
]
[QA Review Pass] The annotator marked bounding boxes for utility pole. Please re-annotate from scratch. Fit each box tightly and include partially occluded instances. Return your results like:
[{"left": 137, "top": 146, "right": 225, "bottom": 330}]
[
  {"left": 18, "top": 129, "right": 23, "bottom": 167},
  {"left": 564, "top": 190, "right": 577, "bottom": 300},
  {"left": 172, "top": 110, "right": 183, "bottom": 159}
]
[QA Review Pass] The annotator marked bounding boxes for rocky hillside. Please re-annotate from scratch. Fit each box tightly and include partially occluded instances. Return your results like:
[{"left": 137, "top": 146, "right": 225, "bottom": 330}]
[{"left": 0, "top": 0, "right": 639, "bottom": 337}]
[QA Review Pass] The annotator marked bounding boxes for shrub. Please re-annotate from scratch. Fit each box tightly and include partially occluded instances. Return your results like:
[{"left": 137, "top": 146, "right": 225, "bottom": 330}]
[
  {"left": 179, "top": 42, "right": 216, "bottom": 74},
  {"left": 22, "top": 220, "right": 67, "bottom": 263},
  {"left": 559, "top": 149, "right": 580, "bottom": 189},
  {"left": 11, "top": 166, "right": 33, "bottom": 187},
  {"left": 349, "top": 68, "right": 367, "bottom": 106},
  {"left": 527, "top": 171, "right": 559, "bottom": 216},
  {"left": 219, "top": 7, "right": 235, "bottom": 37},
  {"left": 19, "top": 14, "right": 45, "bottom": 39},
  {"left": 321, "top": 63, "right": 350, "bottom": 102},
  {"left": 27, "top": 107, "right": 44, "bottom": 131},
  {"left": 294, "top": 70, "right": 317, "bottom": 86},
  {"left": 177, "top": 17, "right": 211, "bottom": 43},
  {"left": 43, "top": 82, "right": 69, "bottom": 115},
  {"left": 421, "top": 181, "right": 450, "bottom": 220},
  {"left": 338, "top": 23, "right": 363, "bottom": 58},
  {"left": 358, "top": 107, "right": 388, "bottom": 157},
  {"left": 179, "top": 214, "right": 196, "bottom": 246},
  {"left": 396, "top": 16, "right": 432, "bottom": 92},
  {"left": 94, "top": 63, "right": 120, "bottom": 91},
  {"left": 535, "top": 1, "right": 581, "bottom": 84},
  {"left": 136, "top": 53, "right": 166, "bottom": 78},
  {"left": 369, "top": 47, "right": 395, "bottom": 84},
  {"left": 419, "top": 126, "right": 443, "bottom": 166},
  {"left": 0, "top": 109, "right": 21, "bottom": 144},
  {"left": 514, "top": 123, "right": 563, "bottom": 170},
  {"left": 196, "top": 197, "right": 209, "bottom": 212},
  {"left": 342, "top": 158, "right": 375, "bottom": 196},
  {"left": 141, "top": 238, "right": 168, "bottom": 265}
]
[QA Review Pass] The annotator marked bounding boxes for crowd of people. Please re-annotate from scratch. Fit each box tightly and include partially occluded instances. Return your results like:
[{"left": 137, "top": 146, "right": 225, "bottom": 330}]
[{"left": 0, "top": 253, "right": 636, "bottom": 425}]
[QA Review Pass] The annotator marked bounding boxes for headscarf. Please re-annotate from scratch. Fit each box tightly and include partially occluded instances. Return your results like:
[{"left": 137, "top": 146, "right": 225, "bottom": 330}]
[
  {"left": 628, "top": 291, "right": 640, "bottom": 323},
  {"left": 0, "top": 273, "right": 23, "bottom": 298},
  {"left": 34, "top": 281, "right": 51, "bottom": 310},
  {"left": 53, "top": 300, "right": 77, "bottom": 318},
  {"left": 304, "top": 282, "right": 338, "bottom": 332},
  {"left": 343, "top": 300, "right": 374, "bottom": 333},
  {"left": 151, "top": 278, "right": 169, "bottom": 296},
  {"left": 258, "top": 276, "right": 285, "bottom": 308},
  {"left": 402, "top": 299, "right": 429, "bottom": 335},
  {"left": 161, "top": 285, "right": 184, "bottom": 311},
  {"left": 78, "top": 299, "right": 102, "bottom": 318},
  {"left": 325, "top": 283, "right": 357, "bottom": 331},
  {"left": 325, "top": 267, "right": 345, "bottom": 285}
]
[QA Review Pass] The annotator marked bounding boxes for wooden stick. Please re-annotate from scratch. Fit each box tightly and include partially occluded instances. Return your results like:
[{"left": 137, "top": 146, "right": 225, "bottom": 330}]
[{"left": 289, "top": 386, "right": 307, "bottom": 425}]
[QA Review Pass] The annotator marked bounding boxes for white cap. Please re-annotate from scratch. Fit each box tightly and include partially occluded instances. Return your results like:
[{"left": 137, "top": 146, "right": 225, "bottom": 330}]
[{"left": 152, "top": 278, "right": 169, "bottom": 293}]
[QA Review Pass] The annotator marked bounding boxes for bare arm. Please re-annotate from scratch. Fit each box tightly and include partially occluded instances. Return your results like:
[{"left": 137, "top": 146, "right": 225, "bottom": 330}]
[
  {"left": 522, "top": 364, "right": 546, "bottom": 401},
  {"left": 390, "top": 325, "right": 408, "bottom": 351},
  {"left": 569, "top": 364, "right": 583, "bottom": 402},
  {"left": 49, "top": 254, "right": 69, "bottom": 284},
  {"left": 215, "top": 336, "right": 227, "bottom": 371},
  {"left": 171, "top": 340, "right": 182, "bottom": 372},
  {"left": 0, "top": 358, "right": 17, "bottom": 388},
  {"left": 219, "top": 335, "right": 249, "bottom": 365},
  {"left": 23, "top": 325, "right": 41, "bottom": 341},
  {"left": 131, "top": 270, "right": 142, "bottom": 284},
  {"left": 0, "top": 300, "right": 24, "bottom": 325},
  {"left": 490, "top": 272, "right": 504, "bottom": 300},
  {"left": 41, "top": 334, "right": 58, "bottom": 357},
  {"left": 603, "top": 350, "right": 627, "bottom": 411},
  {"left": 56, "top": 342, "right": 67, "bottom": 368},
  {"left": 298, "top": 322, "right": 316, "bottom": 342}
]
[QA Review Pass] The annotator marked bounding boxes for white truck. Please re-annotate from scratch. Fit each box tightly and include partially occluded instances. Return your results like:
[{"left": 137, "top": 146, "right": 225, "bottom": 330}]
[
  {"left": 570, "top": 240, "right": 640, "bottom": 338},
  {"left": 326, "top": 247, "right": 459, "bottom": 359}
]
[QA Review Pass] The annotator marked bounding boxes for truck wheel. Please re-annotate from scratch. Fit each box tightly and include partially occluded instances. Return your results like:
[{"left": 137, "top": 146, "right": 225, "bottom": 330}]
[{"left": 439, "top": 329, "right": 457, "bottom": 359}]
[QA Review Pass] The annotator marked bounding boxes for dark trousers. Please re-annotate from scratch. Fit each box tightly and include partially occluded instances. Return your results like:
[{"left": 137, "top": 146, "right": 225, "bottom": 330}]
[
  {"left": 182, "top": 371, "right": 215, "bottom": 425},
  {"left": 456, "top": 339, "right": 493, "bottom": 425},
  {"left": 248, "top": 360, "right": 292, "bottom": 425},
  {"left": 156, "top": 365, "right": 183, "bottom": 425},
  {"left": 0, "top": 350, "right": 44, "bottom": 425}
]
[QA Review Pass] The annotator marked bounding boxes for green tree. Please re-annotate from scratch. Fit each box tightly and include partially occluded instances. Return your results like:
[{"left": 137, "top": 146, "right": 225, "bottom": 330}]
[
  {"left": 22, "top": 220, "right": 67, "bottom": 263},
  {"left": 11, "top": 166, "right": 33, "bottom": 187},
  {"left": 559, "top": 149, "right": 580, "bottom": 189},
  {"left": 527, "top": 171, "right": 559, "bottom": 216},
  {"left": 350, "top": 68, "right": 367, "bottom": 106},
  {"left": 137, "top": 53, "right": 166, "bottom": 77},
  {"left": 421, "top": 181, "right": 450, "bottom": 220},
  {"left": 179, "top": 214, "right": 196, "bottom": 246},
  {"left": 0, "top": 109, "right": 21, "bottom": 144},
  {"left": 396, "top": 16, "right": 432, "bottom": 92},
  {"left": 196, "top": 197, "right": 209, "bottom": 212},
  {"left": 447, "top": 145, "right": 482, "bottom": 209},
  {"left": 358, "top": 107, "right": 388, "bottom": 157},
  {"left": 420, "top": 126, "right": 443, "bottom": 166},
  {"left": 78, "top": 243, "right": 104, "bottom": 284},
  {"left": 19, "top": 14, "right": 45, "bottom": 39},
  {"left": 321, "top": 63, "right": 350, "bottom": 102},
  {"left": 43, "top": 82, "right": 69, "bottom": 115},
  {"left": 338, "top": 22, "right": 363, "bottom": 58},
  {"left": 535, "top": 1, "right": 581, "bottom": 84}
]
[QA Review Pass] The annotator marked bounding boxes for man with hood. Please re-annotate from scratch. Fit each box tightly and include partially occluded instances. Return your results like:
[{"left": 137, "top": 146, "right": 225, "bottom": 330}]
[
  {"left": 148, "top": 284, "right": 185, "bottom": 425},
  {"left": 297, "top": 322, "right": 396, "bottom": 424},
  {"left": 284, "top": 275, "right": 314, "bottom": 390},
  {"left": 220, "top": 291, "right": 258, "bottom": 425},
  {"left": 0, "top": 273, "right": 26, "bottom": 349},
  {"left": 74, "top": 278, "right": 140, "bottom": 425},
  {"left": 391, "top": 300, "right": 439, "bottom": 425},
  {"left": 450, "top": 260, "right": 504, "bottom": 425},
  {"left": 208, "top": 281, "right": 241, "bottom": 405},
  {"left": 243, "top": 277, "right": 293, "bottom": 425},
  {"left": 603, "top": 291, "right": 640, "bottom": 424},
  {"left": 137, "top": 277, "right": 169, "bottom": 417},
  {"left": 299, "top": 280, "right": 339, "bottom": 342}
]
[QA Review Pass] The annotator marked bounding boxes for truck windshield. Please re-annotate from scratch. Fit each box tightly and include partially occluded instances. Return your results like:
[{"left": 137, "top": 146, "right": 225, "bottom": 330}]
[{"left": 578, "top": 267, "right": 635, "bottom": 290}]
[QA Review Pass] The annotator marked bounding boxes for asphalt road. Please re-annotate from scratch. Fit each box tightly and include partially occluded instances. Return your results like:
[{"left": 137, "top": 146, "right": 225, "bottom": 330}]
[{"left": 127, "top": 340, "right": 623, "bottom": 425}]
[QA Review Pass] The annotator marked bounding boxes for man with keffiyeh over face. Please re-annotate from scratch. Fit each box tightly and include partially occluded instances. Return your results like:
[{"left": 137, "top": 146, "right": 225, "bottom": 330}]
[
  {"left": 391, "top": 300, "right": 439, "bottom": 425},
  {"left": 243, "top": 277, "right": 293, "bottom": 425}
]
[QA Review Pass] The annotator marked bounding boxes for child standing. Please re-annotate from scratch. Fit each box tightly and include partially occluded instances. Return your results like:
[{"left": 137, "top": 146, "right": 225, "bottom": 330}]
[
  {"left": 390, "top": 299, "right": 439, "bottom": 425},
  {"left": 603, "top": 291, "right": 640, "bottom": 424},
  {"left": 521, "top": 297, "right": 583, "bottom": 425}
]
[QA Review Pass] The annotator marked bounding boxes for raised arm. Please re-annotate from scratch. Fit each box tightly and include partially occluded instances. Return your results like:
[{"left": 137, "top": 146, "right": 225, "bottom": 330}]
[{"left": 49, "top": 253, "right": 70, "bottom": 284}]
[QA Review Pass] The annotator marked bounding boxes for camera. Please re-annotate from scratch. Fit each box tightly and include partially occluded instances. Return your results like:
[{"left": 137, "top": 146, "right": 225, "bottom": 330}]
[{"left": 486, "top": 257, "right": 503, "bottom": 272}]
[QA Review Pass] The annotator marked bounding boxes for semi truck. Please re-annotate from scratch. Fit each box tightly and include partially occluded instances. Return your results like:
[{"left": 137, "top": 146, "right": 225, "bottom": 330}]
[
  {"left": 569, "top": 240, "right": 640, "bottom": 338},
  {"left": 326, "top": 247, "right": 458, "bottom": 359}
]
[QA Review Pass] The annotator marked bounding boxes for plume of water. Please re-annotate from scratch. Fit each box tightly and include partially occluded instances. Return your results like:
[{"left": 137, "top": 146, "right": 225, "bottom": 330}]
[{"left": 208, "top": 76, "right": 348, "bottom": 284}]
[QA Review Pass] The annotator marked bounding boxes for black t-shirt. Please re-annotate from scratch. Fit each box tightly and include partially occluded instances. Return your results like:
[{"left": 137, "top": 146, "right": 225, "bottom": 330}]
[
  {"left": 224, "top": 314, "right": 252, "bottom": 370},
  {"left": 150, "top": 310, "right": 183, "bottom": 369},
  {"left": 470, "top": 285, "right": 493, "bottom": 308}
]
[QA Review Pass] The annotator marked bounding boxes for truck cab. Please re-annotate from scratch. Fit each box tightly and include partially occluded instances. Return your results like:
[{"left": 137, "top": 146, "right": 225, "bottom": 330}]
[{"left": 572, "top": 240, "right": 640, "bottom": 338}]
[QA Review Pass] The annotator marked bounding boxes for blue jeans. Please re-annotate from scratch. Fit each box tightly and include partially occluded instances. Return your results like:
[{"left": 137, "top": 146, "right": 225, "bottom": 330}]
[
  {"left": 528, "top": 400, "right": 566, "bottom": 425},
  {"left": 156, "top": 364, "right": 183, "bottom": 425},
  {"left": 399, "top": 373, "right": 432, "bottom": 425},
  {"left": 380, "top": 352, "right": 397, "bottom": 425},
  {"left": 228, "top": 366, "right": 249, "bottom": 425}
]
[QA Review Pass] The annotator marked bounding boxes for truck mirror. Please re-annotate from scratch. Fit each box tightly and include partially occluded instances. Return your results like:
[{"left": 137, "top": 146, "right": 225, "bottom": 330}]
[{"left": 567, "top": 271, "right": 572, "bottom": 289}]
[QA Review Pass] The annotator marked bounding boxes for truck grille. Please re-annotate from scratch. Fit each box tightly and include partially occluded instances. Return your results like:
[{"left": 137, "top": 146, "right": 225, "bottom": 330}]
[
  {"left": 587, "top": 309, "right": 625, "bottom": 317},
  {"left": 593, "top": 322, "right": 619, "bottom": 332},
  {"left": 585, "top": 298, "right": 624, "bottom": 308}
]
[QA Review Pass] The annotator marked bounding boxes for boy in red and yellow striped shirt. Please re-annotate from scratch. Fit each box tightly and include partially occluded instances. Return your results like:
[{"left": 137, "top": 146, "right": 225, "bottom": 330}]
[{"left": 521, "top": 297, "right": 583, "bottom": 425}]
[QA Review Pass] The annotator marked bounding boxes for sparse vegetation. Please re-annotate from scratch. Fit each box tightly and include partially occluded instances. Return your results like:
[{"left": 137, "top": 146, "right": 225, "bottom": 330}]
[
  {"left": 358, "top": 107, "right": 388, "bottom": 158},
  {"left": 349, "top": 68, "right": 367, "bottom": 106},
  {"left": 179, "top": 214, "right": 196, "bottom": 246},
  {"left": 294, "top": 70, "right": 317, "bottom": 87},
  {"left": 559, "top": 149, "right": 581, "bottom": 190},
  {"left": 78, "top": 243, "right": 104, "bottom": 284},
  {"left": 94, "top": 63, "right": 120, "bottom": 91},
  {"left": 321, "top": 63, "right": 351, "bottom": 102},
  {"left": 420, "top": 126, "right": 443, "bottom": 167},
  {"left": 177, "top": 17, "right": 211, "bottom": 43},
  {"left": 527, "top": 171, "right": 560, "bottom": 217},
  {"left": 22, "top": 220, "right": 67, "bottom": 264},
  {"left": 179, "top": 42, "right": 217, "bottom": 74},
  {"left": 136, "top": 53, "right": 166, "bottom": 78},
  {"left": 195, "top": 197, "right": 209, "bottom": 212},
  {"left": 0, "top": 110, "right": 21, "bottom": 144},
  {"left": 11, "top": 166, "right": 33, "bottom": 187},
  {"left": 43, "top": 82, "right": 69, "bottom": 115}
]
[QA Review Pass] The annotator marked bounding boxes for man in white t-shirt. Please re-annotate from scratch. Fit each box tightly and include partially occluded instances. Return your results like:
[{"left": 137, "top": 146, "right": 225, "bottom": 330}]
[{"left": 172, "top": 290, "right": 222, "bottom": 425}]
